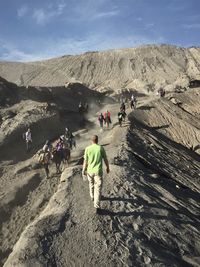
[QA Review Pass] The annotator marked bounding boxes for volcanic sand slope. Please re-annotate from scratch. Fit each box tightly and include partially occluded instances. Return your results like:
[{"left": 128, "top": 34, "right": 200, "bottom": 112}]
[
  {"left": 3, "top": 89, "right": 200, "bottom": 267},
  {"left": 0, "top": 45, "right": 200, "bottom": 93},
  {"left": 0, "top": 78, "right": 108, "bottom": 266}
]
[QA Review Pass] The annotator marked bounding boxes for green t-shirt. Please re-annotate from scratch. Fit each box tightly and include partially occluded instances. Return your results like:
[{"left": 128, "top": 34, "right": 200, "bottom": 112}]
[{"left": 84, "top": 144, "right": 107, "bottom": 176}]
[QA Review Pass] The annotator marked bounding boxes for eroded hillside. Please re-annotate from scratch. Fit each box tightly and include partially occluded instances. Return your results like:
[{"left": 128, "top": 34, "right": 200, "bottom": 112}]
[
  {"left": 0, "top": 45, "right": 200, "bottom": 94},
  {"left": 2, "top": 88, "right": 200, "bottom": 267},
  {"left": 0, "top": 77, "right": 108, "bottom": 266}
]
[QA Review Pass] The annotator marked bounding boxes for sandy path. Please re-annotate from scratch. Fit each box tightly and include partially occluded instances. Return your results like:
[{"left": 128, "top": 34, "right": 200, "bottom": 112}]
[
  {"left": 0, "top": 101, "right": 121, "bottom": 265},
  {"left": 2, "top": 95, "right": 200, "bottom": 267}
]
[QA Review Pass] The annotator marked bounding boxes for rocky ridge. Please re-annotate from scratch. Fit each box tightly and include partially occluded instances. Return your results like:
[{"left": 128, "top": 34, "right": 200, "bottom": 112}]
[
  {"left": 0, "top": 45, "right": 200, "bottom": 94},
  {"left": 2, "top": 87, "right": 200, "bottom": 267}
]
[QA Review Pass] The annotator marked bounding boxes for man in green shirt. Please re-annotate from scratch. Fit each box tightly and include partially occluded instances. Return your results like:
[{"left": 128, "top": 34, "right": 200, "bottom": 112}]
[{"left": 83, "top": 135, "right": 109, "bottom": 213}]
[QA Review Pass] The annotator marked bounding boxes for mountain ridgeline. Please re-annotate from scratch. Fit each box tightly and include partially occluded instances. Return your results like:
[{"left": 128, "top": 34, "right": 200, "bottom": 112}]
[{"left": 0, "top": 45, "right": 200, "bottom": 94}]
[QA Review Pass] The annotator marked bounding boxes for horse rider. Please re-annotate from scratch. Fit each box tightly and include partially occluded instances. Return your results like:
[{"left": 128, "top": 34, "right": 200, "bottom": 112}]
[
  {"left": 56, "top": 137, "right": 65, "bottom": 158},
  {"left": 43, "top": 140, "right": 52, "bottom": 153},
  {"left": 39, "top": 140, "right": 52, "bottom": 178}
]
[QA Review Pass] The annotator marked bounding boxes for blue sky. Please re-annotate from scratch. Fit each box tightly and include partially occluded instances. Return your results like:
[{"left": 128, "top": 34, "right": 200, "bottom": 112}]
[{"left": 0, "top": 0, "right": 199, "bottom": 61}]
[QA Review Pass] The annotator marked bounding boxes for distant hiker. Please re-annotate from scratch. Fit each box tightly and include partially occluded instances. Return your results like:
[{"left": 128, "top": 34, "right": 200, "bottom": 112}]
[
  {"left": 98, "top": 113, "right": 104, "bottom": 131},
  {"left": 158, "top": 88, "right": 165, "bottom": 97},
  {"left": 130, "top": 99, "right": 134, "bottom": 109},
  {"left": 69, "top": 132, "right": 76, "bottom": 149},
  {"left": 104, "top": 110, "right": 111, "bottom": 128},
  {"left": 121, "top": 108, "right": 127, "bottom": 121},
  {"left": 82, "top": 135, "right": 110, "bottom": 214},
  {"left": 78, "top": 102, "right": 83, "bottom": 114},
  {"left": 118, "top": 110, "right": 123, "bottom": 127},
  {"left": 98, "top": 99, "right": 101, "bottom": 106},
  {"left": 120, "top": 102, "right": 126, "bottom": 112},
  {"left": 65, "top": 127, "right": 71, "bottom": 139},
  {"left": 130, "top": 98, "right": 136, "bottom": 109},
  {"left": 24, "top": 128, "right": 32, "bottom": 152},
  {"left": 130, "top": 95, "right": 137, "bottom": 109},
  {"left": 44, "top": 102, "right": 51, "bottom": 112}
]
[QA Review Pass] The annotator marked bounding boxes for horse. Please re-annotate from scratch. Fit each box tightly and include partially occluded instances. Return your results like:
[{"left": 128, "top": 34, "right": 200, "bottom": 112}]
[
  {"left": 52, "top": 148, "right": 71, "bottom": 174},
  {"left": 122, "top": 110, "right": 126, "bottom": 121},
  {"left": 38, "top": 150, "right": 51, "bottom": 178}
]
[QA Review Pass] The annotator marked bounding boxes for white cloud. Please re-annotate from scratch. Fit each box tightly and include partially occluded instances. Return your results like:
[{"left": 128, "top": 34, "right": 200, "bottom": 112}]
[
  {"left": 145, "top": 23, "right": 155, "bottom": 28},
  {"left": 57, "top": 3, "right": 66, "bottom": 14},
  {"left": 69, "top": 0, "right": 120, "bottom": 22},
  {"left": 32, "top": 3, "right": 66, "bottom": 25},
  {"left": 0, "top": 40, "right": 43, "bottom": 61},
  {"left": 92, "top": 10, "right": 119, "bottom": 19},
  {"left": 0, "top": 33, "right": 166, "bottom": 62},
  {"left": 183, "top": 23, "right": 200, "bottom": 29},
  {"left": 32, "top": 9, "right": 47, "bottom": 25},
  {"left": 136, "top": 17, "right": 143, "bottom": 22},
  {"left": 17, "top": 5, "right": 28, "bottom": 18}
]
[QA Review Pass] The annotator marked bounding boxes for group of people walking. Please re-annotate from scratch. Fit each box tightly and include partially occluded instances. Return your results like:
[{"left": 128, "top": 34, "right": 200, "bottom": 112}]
[
  {"left": 22, "top": 93, "right": 139, "bottom": 215},
  {"left": 98, "top": 110, "right": 112, "bottom": 131},
  {"left": 85, "top": 94, "right": 139, "bottom": 214},
  {"left": 23, "top": 127, "right": 75, "bottom": 178},
  {"left": 97, "top": 94, "right": 137, "bottom": 130},
  {"left": 39, "top": 127, "right": 75, "bottom": 177}
]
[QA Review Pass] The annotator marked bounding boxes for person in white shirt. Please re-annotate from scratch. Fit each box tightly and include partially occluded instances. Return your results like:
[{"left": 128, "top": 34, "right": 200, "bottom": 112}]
[{"left": 25, "top": 128, "right": 32, "bottom": 151}]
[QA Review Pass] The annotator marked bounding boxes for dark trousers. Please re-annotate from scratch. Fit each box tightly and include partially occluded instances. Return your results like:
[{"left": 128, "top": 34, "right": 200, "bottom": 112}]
[{"left": 43, "top": 163, "right": 49, "bottom": 178}]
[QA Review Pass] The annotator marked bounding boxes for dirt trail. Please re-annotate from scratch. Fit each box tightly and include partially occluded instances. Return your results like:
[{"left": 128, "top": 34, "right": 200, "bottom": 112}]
[
  {"left": 2, "top": 94, "right": 200, "bottom": 267},
  {"left": 0, "top": 101, "right": 119, "bottom": 266}
]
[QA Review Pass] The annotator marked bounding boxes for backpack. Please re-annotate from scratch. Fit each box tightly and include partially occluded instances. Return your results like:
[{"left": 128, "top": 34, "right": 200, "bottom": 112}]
[
  {"left": 38, "top": 152, "right": 45, "bottom": 163},
  {"left": 118, "top": 113, "right": 123, "bottom": 119},
  {"left": 39, "top": 152, "right": 50, "bottom": 164}
]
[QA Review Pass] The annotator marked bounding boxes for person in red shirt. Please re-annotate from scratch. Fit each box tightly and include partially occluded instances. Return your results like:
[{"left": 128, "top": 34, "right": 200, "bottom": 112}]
[{"left": 103, "top": 110, "right": 111, "bottom": 127}]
